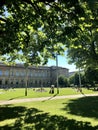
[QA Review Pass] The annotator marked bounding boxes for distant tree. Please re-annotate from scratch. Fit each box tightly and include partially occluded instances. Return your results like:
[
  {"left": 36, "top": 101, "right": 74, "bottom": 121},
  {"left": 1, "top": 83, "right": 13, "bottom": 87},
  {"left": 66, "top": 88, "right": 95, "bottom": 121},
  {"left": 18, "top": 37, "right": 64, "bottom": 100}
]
[
  {"left": 69, "top": 72, "right": 85, "bottom": 87},
  {"left": 58, "top": 75, "right": 69, "bottom": 87},
  {"left": 80, "top": 73, "right": 86, "bottom": 86},
  {"left": 64, "top": 77, "right": 69, "bottom": 87},
  {"left": 85, "top": 67, "right": 98, "bottom": 87},
  {"left": 69, "top": 75, "right": 75, "bottom": 86},
  {"left": 74, "top": 73, "right": 80, "bottom": 86},
  {"left": 58, "top": 75, "right": 65, "bottom": 87}
]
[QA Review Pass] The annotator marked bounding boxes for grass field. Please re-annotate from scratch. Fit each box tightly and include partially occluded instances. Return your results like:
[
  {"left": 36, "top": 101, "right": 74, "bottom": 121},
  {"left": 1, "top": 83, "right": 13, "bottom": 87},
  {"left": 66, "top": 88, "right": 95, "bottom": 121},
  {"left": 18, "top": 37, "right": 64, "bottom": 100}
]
[
  {"left": 0, "top": 88, "right": 98, "bottom": 129},
  {"left": 0, "top": 87, "right": 98, "bottom": 100}
]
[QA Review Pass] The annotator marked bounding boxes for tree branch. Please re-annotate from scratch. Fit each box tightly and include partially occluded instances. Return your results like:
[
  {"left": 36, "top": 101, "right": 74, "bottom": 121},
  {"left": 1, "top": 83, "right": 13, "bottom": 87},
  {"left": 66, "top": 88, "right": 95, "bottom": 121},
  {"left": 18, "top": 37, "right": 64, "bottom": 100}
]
[{"left": 0, "top": 17, "right": 6, "bottom": 22}]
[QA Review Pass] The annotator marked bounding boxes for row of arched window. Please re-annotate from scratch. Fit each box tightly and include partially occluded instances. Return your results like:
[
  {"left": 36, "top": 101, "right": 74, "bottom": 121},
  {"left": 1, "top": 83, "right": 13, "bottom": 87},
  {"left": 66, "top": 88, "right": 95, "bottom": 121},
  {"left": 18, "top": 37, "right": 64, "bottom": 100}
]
[
  {"left": 0, "top": 70, "right": 50, "bottom": 77},
  {"left": 0, "top": 79, "right": 50, "bottom": 88}
]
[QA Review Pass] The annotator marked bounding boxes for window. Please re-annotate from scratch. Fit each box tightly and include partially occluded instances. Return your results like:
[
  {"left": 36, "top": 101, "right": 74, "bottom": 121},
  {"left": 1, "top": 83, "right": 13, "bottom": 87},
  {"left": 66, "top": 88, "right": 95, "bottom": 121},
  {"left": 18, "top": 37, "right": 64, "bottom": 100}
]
[
  {"left": 35, "top": 73, "right": 37, "bottom": 77},
  {"left": 21, "top": 72, "right": 25, "bottom": 76},
  {"left": 31, "top": 73, "right": 33, "bottom": 76},
  {"left": 11, "top": 82, "right": 13, "bottom": 84},
  {"left": 5, "top": 70, "right": 9, "bottom": 76},
  {"left": 16, "top": 81, "right": 19, "bottom": 84},
  {"left": 5, "top": 80, "right": 8, "bottom": 85},
  {"left": 21, "top": 80, "right": 24, "bottom": 82},
  {"left": 21, "top": 70, "right": 26, "bottom": 76},
  {"left": 0, "top": 70, "right": 2, "bottom": 76},
  {"left": 16, "top": 72, "right": 19, "bottom": 76},
  {"left": 42, "top": 73, "right": 45, "bottom": 77},
  {"left": 35, "top": 80, "right": 37, "bottom": 84},
  {"left": 38, "top": 73, "right": 42, "bottom": 77},
  {"left": 0, "top": 80, "right": 2, "bottom": 85}
]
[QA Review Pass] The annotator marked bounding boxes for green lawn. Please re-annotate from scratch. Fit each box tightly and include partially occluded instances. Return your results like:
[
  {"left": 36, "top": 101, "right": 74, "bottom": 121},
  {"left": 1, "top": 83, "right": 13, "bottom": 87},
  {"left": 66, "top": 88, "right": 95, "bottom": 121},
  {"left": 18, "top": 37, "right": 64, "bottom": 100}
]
[
  {"left": 0, "top": 88, "right": 98, "bottom": 129},
  {"left": 0, "top": 88, "right": 98, "bottom": 130},
  {"left": 0, "top": 96, "right": 98, "bottom": 129},
  {"left": 0, "top": 87, "right": 98, "bottom": 100}
]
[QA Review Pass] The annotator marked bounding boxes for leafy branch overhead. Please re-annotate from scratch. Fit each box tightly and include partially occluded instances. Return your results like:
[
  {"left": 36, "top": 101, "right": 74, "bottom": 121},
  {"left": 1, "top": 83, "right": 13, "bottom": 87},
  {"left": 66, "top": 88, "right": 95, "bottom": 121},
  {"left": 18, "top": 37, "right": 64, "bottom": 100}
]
[
  {"left": 0, "top": 0, "right": 98, "bottom": 66},
  {"left": 67, "top": 1, "right": 98, "bottom": 68}
]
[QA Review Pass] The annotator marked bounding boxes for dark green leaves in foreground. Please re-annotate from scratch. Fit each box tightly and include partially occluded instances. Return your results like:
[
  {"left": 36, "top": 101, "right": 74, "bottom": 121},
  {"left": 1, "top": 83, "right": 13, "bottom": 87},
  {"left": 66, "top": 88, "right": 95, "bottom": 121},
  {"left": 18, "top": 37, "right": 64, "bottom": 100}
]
[{"left": 0, "top": 0, "right": 98, "bottom": 67}]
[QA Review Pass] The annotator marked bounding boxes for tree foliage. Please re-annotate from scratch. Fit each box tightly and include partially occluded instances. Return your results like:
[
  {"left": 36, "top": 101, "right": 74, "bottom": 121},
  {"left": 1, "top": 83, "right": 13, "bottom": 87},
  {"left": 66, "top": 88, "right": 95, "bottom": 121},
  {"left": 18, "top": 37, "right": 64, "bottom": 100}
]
[
  {"left": 85, "top": 67, "right": 98, "bottom": 86},
  {"left": 69, "top": 72, "right": 86, "bottom": 86},
  {"left": 67, "top": 0, "right": 98, "bottom": 68},
  {"left": 0, "top": 0, "right": 93, "bottom": 65},
  {"left": 0, "top": 0, "right": 98, "bottom": 66},
  {"left": 58, "top": 75, "right": 69, "bottom": 87}
]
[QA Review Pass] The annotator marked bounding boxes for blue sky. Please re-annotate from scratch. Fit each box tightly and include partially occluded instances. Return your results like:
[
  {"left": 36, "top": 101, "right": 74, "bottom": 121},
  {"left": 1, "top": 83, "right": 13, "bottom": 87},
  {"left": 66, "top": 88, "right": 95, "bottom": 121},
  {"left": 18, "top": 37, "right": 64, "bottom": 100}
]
[{"left": 47, "top": 54, "right": 77, "bottom": 72}]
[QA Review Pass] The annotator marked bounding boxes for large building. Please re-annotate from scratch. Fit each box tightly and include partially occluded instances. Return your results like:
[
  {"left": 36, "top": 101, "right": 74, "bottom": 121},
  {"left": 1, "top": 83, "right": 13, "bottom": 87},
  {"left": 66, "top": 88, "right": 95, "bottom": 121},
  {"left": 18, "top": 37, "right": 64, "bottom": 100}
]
[{"left": 0, "top": 63, "right": 69, "bottom": 88}]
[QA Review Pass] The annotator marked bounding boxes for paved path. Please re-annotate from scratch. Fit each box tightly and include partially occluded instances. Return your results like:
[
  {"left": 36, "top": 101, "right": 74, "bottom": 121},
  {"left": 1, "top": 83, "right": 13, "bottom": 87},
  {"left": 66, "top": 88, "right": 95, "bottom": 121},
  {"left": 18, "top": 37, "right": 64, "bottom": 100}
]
[{"left": 0, "top": 93, "right": 98, "bottom": 105}]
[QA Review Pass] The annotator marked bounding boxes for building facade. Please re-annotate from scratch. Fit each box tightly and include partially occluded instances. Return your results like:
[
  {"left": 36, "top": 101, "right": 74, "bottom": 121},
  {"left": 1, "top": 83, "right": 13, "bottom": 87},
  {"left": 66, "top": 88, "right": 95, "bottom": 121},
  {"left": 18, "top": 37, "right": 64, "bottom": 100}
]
[{"left": 0, "top": 63, "right": 69, "bottom": 88}]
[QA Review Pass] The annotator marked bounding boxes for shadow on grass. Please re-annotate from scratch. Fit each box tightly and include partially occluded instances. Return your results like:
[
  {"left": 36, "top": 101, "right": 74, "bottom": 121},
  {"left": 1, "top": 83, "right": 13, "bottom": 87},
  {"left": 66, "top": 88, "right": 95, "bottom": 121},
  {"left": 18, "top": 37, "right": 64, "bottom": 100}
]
[
  {"left": 42, "top": 94, "right": 58, "bottom": 102},
  {"left": 0, "top": 105, "right": 26, "bottom": 121},
  {"left": 63, "top": 96, "right": 98, "bottom": 119},
  {"left": 0, "top": 105, "right": 98, "bottom": 130}
]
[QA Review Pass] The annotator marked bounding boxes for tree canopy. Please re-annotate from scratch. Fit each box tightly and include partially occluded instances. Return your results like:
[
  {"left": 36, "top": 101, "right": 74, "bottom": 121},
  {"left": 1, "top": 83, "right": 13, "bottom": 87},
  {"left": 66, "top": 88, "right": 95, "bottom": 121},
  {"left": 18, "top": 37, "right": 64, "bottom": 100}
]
[
  {"left": 0, "top": 0, "right": 98, "bottom": 66},
  {"left": 85, "top": 67, "right": 98, "bottom": 85},
  {"left": 67, "top": 0, "right": 98, "bottom": 68}
]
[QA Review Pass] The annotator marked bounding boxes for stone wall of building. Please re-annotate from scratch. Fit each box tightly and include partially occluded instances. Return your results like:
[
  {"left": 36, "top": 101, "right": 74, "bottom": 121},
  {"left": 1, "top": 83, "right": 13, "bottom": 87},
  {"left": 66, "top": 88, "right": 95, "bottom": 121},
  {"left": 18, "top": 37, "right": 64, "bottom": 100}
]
[{"left": 0, "top": 63, "right": 69, "bottom": 88}]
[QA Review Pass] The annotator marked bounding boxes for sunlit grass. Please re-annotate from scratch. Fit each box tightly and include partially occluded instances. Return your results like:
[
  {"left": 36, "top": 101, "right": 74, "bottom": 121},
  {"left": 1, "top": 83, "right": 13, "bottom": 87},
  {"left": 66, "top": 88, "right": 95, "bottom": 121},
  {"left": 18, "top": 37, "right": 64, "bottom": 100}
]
[
  {"left": 0, "top": 87, "right": 98, "bottom": 100},
  {"left": 0, "top": 87, "right": 98, "bottom": 129},
  {"left": 0, "top": 97, "right": 98, "bottom": 129},
  {"left": 17, "top": 98, "right": 98, "bottom": 126}
]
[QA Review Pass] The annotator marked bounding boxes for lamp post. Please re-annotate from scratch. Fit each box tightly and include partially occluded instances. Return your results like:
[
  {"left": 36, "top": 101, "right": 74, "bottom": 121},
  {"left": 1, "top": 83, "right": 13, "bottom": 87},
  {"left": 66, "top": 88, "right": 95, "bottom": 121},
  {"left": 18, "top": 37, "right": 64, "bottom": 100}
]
[
  {"left": 25, "top": 67, "right": 28, "bottom": 96},
  {"left": 56, "top": 53, "right": 59, "bottom": 94}
]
